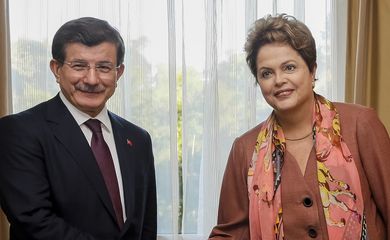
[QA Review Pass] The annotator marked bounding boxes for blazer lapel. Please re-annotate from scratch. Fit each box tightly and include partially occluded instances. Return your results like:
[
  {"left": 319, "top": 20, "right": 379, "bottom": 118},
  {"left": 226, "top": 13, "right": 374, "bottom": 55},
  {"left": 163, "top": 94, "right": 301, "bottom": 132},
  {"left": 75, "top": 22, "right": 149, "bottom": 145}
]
[
  {"left": 45, "top": 95, "right": 118, "bottom": 224},
  {"left": 109, "top": 113, "right": 136, "bottom": 232}
]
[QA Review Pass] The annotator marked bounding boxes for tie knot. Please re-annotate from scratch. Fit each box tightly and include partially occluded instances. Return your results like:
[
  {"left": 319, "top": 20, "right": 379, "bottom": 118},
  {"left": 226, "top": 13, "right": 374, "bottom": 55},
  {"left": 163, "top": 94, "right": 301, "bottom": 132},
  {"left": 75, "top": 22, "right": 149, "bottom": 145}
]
[{"left": 85, "top": 119, "right": 102, "bottom": 133}]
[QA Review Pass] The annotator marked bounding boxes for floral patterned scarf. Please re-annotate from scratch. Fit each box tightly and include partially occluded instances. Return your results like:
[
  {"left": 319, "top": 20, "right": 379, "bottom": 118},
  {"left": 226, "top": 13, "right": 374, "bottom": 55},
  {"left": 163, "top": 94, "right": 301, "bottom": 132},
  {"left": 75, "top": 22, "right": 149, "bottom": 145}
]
[{"left": 247, "top": 94, "right": 364, "bottom": 239}]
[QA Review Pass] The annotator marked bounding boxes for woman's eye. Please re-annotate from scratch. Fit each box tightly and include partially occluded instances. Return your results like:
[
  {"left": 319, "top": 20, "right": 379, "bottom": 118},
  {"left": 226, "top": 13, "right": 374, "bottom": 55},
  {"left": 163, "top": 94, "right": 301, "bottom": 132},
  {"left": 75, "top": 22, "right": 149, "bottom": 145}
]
[
  {"left": 284, "top": 64, "right": 296, "bottom": 72},
  {"left": 259, "top": 70, "right": 272, "bottom": 79}
]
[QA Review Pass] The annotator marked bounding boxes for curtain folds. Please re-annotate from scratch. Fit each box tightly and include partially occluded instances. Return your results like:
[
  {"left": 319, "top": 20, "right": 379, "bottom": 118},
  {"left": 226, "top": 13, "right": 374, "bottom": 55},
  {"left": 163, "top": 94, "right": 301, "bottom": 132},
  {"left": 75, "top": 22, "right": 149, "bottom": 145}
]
[
  {"left": 167, "top": 0, "right": 180, "bottom": 235},
  {"left": 345, "top": 0, "right": 390, "bottom": 130},
  {"left": 0, "top": 1, "right": 11, "bottom": 115},
  {"left": 345, "top": 0, "right": 373, "bottom": 106},
  {"left": 0, "top": 0, "right": 11, "bottom": 239}
]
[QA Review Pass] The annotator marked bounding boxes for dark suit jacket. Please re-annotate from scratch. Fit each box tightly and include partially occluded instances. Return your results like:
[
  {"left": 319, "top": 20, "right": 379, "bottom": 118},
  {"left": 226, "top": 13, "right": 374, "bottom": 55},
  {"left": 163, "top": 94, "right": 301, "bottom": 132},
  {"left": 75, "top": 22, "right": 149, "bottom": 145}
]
[{"left": 0, "top": 95, "right": 157, "bottom": 240}]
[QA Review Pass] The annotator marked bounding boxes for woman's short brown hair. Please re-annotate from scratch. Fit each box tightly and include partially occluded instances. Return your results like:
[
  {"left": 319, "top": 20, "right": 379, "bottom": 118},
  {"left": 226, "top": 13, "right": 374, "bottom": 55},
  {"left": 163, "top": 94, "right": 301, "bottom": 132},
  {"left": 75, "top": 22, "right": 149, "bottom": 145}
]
[{"left": 244, "top": 14, "right": 317, "bottom": 82}]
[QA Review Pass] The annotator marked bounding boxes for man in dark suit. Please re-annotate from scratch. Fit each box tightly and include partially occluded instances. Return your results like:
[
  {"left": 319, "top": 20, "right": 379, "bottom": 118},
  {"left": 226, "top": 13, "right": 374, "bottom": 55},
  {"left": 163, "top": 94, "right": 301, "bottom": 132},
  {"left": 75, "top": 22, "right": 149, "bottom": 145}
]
[{"left": 0, "top": 17, "right": 157, "bottom": 239}]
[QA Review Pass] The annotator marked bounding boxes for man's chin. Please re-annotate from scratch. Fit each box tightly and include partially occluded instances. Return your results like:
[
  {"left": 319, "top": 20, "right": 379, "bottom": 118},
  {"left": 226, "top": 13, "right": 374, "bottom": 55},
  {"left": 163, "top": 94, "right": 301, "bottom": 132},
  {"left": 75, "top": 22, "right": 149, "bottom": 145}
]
[
  {"left": 79, "top": 106, "right": 103, "bottom": 117},
  {"left": 73, "top": 99, "right": 103, "bottom": 115}
]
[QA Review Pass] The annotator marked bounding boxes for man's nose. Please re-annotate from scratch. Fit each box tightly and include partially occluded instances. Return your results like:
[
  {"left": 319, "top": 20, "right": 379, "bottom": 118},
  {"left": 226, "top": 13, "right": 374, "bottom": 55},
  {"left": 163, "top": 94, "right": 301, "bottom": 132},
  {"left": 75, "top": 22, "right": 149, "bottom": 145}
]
[{"left": 83, "top": 67, "right": 99, "bottom": 84}]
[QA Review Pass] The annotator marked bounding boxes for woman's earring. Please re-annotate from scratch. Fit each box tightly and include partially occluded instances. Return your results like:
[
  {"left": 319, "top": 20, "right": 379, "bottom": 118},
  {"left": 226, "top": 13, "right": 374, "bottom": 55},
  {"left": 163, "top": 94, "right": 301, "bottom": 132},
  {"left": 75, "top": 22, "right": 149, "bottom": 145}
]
[{"left": 312, "top": 78, "right": 317, "bottom": 89}]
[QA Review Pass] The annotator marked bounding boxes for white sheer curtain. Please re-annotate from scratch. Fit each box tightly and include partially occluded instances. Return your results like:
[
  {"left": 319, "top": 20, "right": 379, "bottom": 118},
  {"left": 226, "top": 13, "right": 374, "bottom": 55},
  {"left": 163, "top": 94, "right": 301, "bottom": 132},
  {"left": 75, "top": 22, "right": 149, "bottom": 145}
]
[{"left": 8, "top": 0, "right": 347, "bottom": 239}]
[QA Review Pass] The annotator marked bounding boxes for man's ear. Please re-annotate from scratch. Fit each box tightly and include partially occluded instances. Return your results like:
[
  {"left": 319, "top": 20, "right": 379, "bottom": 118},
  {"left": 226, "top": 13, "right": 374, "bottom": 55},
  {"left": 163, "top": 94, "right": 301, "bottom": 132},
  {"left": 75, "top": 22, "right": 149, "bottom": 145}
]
[
  {"left": 50, "top": 59, "right": 61, "bottom": 82},
  {"left": 116, "top": 64, "right": 125, "bottom": 81}
]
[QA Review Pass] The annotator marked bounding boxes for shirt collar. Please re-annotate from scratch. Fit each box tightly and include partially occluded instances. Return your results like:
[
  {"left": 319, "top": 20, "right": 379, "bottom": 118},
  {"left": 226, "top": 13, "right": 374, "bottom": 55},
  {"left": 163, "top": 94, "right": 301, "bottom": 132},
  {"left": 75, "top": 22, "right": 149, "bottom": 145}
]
[{"left": 59, "top": 91, "right": 112, "bottom": 132}]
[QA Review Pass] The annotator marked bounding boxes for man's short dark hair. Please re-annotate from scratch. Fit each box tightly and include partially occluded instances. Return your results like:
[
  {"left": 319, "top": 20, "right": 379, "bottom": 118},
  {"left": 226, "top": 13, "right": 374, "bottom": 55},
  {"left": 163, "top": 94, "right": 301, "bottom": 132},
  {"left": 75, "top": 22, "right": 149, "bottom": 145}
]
[{"left": 52, "top": 17, "right": 125, "bottom": 66}]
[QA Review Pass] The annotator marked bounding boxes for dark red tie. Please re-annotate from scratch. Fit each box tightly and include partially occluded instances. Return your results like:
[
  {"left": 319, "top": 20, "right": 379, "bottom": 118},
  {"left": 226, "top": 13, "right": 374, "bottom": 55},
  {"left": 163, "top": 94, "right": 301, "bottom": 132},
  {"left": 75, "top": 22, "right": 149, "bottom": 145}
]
[{"left": 84, "top": 119, "right": 124, "bottom": 229}]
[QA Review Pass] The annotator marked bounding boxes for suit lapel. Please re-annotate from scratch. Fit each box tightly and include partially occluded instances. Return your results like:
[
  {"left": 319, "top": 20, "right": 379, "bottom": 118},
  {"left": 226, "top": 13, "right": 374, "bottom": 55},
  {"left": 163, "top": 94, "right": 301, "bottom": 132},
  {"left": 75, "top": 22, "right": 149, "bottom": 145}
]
[
  {"left": 109, "top": 113, "right": 136, "bottom": 231},
  {"left": 45, "top": 95, "right": 118, "bottom": 224}
]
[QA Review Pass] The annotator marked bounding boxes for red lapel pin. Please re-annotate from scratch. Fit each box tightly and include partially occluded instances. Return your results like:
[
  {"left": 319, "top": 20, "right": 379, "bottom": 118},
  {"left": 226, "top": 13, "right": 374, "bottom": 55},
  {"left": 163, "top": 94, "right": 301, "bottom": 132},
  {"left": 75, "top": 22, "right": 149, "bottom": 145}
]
[{"left": 127, "top": 139, "right": 133, "bottom": 146}]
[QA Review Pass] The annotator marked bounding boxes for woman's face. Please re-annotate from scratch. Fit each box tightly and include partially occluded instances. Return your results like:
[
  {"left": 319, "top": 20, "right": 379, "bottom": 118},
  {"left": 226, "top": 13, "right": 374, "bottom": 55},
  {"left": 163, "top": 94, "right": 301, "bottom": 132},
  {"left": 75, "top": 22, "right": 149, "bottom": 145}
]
[{"left": 256, "top": 42, "right": 316, "bottom": 114}]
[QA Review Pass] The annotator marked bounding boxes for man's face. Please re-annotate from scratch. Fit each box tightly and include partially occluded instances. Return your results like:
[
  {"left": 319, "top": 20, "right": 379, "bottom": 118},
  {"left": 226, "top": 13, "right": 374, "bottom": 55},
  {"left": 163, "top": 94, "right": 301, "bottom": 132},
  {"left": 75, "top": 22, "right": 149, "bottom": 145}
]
[{"left": 50, "top": 42, "right": 124, "bottom": 117}]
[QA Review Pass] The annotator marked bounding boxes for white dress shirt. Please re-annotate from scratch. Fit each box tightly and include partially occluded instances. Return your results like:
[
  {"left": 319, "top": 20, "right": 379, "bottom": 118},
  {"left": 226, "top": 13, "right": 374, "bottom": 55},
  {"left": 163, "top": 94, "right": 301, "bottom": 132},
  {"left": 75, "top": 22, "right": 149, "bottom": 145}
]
[{"left": 59, "top": 92, "right": 126, "bottom": 221}]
